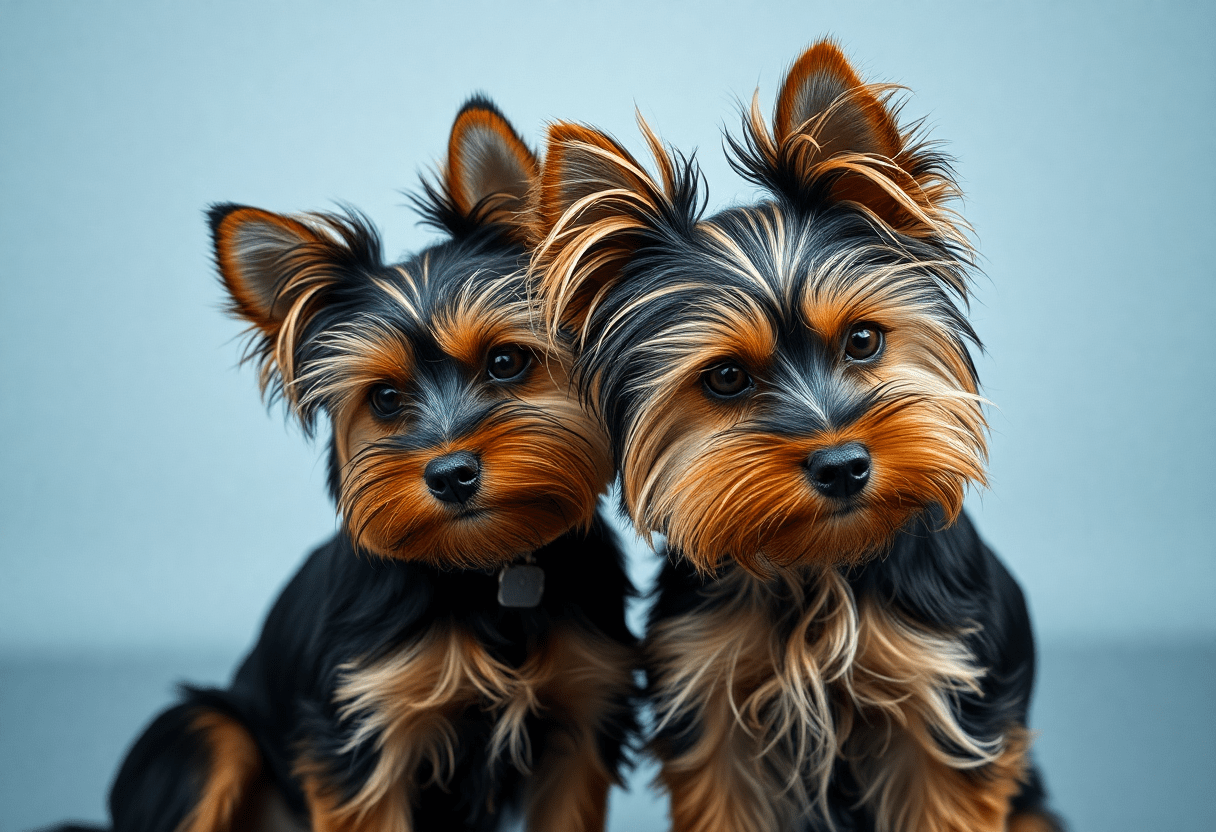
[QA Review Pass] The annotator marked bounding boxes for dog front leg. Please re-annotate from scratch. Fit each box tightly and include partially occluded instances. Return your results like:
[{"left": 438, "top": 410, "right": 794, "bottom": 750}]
[
  {"left": 849, "top": 720, "right": 1034, "bottom": 832},
  {"left": 647, "top": 608, "right": 800, "bottom": 832},
  {"left": 524, "top": 628, "right": 637, "bottom": 832}
]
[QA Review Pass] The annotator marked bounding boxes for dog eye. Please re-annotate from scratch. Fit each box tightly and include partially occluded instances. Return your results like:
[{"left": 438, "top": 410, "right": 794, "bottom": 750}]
[
  {"left": 487, "top": 345, "right": 532, "bottom": 382},
  {"left": 844, "top": 323, "right": 884, "bottom": 361},
  {"left": 369, "top": 384, "right": 407, "bottom": 420},
  {"left": 703, "top": 363, "right": 753, "bottom": 398}
]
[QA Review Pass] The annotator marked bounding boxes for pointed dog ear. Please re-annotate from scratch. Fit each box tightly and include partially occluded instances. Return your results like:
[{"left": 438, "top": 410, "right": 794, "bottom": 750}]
[
  {"left": 537, "top": 122, "right": 659, "bottom": 231},
  {"left": 774, "top": 39, "right": 901, "bottom": 159},
  {"left": 445, "top": 98, "right": 539, "bottom": 221},
  {"left": 532, "top": 120, "right": 681, "bottom": 340},
  {"left": 208, "top": 204, "right": 380, "bottom": 412},
  {"left": 735, "top": 38, "right": 963, "bottom": 242},
  {"left": 209, "top": 204, "right": 326, "bottom": 334}
]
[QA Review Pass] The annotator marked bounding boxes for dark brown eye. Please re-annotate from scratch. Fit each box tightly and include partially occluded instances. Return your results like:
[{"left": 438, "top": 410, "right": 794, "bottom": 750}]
[
  {"left": 369, "top": 384, "right": 407, "bottom": 420},
  {"left": 703, "top": 363, "right": 753, "bottom": 398},
  {"left": 487, "top": 345, "right": 531, "bottom": 381},
  {"left": 844, "top": 323, "right": 884, "bottom": 361}
]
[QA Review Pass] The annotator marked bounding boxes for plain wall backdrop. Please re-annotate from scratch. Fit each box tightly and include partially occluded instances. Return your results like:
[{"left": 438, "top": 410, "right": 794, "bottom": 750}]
[{"left": 1, "top": 0, "right": 1213, "bottom": 656}]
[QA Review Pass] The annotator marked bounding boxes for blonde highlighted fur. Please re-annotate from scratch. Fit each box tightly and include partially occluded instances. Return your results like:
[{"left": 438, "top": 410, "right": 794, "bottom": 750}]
[
  {"left": 300, "top": 627, "right": 634, "bottom": 832},
  {"left": 648, "top": 569, "right": 1012, "bottom": 831}
]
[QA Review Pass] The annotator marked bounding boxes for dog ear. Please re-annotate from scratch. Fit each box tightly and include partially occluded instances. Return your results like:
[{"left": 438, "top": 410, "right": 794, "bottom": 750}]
[
  {"left": 208, "top": 204, "right": 380, "bottom": 414},
  {"left": 532, "top": 120, "right": 685, "bottom": 340},
  {"left": 734, "top": 39, "right": 961, "bottom": 241},
  {"left": 445, "top": 97, "right": 539, "bottom": 222},
  {"left": 774, "top": 39, "right": 901, "bottom": 160},
  {"left": 209, "top": 205, "right": 327, "bottom": 334}
]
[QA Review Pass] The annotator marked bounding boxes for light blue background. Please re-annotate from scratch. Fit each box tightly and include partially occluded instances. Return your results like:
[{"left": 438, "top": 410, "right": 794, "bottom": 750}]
[{"left": 2, "top": 1, "right": 1214, "bottom": 829}]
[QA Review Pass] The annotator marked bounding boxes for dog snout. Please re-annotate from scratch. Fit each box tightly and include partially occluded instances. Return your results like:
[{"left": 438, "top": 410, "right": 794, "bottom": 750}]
[
  {"left": 424, "top": 451, "right": 481, "bottom": 504},
  {"left": 805, "top": 443, "right": 871, "bottom": 499}
]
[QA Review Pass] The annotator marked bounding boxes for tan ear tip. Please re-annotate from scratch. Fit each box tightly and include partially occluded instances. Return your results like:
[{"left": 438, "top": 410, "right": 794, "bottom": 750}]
[
  {"left": 451, "top": 111, "right": 506, "bottom": 148},
  {"left": 449, "top": 96, "right": 531, "bottom": 159},
  {"left": 451, "top": 94, "right": 509, "bottom": 128},
  {"left": 207, "top": 202, "right": 255, "bottom": 242},
  {"left": 805, "top": 36, "right": 846, "bottom": 56},
  {"left": 447, "top": 97, "right": 539, "bottom": 197},
  {"left": 545, "top": 120, "right": 585, "bottom": 148},
  {"left": 787, "top": 38, "right": 859, "bottom": 84},
  {"left": 211, "top": 205, "right": 300, "bottom": 237},
  {"left": 790, "top": 36, "right": 850, "bottom": 67}
]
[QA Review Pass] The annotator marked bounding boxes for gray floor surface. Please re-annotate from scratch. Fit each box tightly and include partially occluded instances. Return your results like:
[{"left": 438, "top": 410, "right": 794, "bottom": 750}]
[{"left": 2, "top": 641, "right": 1213, "bottom": 832}]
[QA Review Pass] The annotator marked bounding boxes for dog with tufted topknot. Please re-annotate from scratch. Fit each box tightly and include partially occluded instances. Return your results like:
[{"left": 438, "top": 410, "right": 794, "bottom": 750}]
[
  {"left": 532, "top": 39, "right": 1064, "bottom": 832},
  {"left": 66, "top": 97, "right": 637, "bottom": 832}
]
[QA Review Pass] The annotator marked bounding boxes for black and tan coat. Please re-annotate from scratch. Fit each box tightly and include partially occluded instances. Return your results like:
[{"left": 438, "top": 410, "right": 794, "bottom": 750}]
[
  {"left": 84, "top": 99, "right": 638, "bottom": 832},
  {"left": 532, "top": 40, "right": 1063, "bottom": 832}
]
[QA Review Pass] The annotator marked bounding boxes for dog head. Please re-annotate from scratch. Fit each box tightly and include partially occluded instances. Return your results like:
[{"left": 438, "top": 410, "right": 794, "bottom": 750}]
[
  {"left": 212, "top": 98, "right": 612, "bottom": 568},
  {"left": 533, "top": 41, "right": 985, "bottom": 575}
]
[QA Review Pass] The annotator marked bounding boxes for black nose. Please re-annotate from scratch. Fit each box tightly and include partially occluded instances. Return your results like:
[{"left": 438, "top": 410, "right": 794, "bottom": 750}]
[
  {"left": 424, "top": 451, "right": 481, "bottom": 504},
  {"left": 805, "top": 443, "right": 871, "bottom": 499}
]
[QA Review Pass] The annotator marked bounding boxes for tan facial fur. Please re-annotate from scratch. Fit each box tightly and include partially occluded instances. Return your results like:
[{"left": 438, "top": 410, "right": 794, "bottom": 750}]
[
  {"left": 314, "top": 269, "right": 612, "bottom": 568},
  {"left": 616, "top": 218, "right": 986, "bottom": 575}
]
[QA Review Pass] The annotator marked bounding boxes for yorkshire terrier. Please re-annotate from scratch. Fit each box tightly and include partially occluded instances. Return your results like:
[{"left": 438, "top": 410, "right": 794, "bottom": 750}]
[
  {"left": 532, "top": 41, "right": 1063, "bottom": 832},
  {"left": 84, "top": 98, "right": 637, "bottom": 832}
]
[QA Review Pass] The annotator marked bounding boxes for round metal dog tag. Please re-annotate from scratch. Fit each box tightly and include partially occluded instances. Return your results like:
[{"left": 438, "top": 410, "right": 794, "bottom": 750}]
[{"left": 498, "top": 564, "right": 545, "bottom": 608}]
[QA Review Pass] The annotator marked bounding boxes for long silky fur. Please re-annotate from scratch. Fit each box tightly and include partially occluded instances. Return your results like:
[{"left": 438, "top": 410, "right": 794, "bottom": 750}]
[
  {"left": 532, "top": 38, "right": 1060, "bottom": 832},
  {"left": 212, "top": 206, "right": 384, "bottom": 432},
  {"left": 88, "top": 96, "right": 640, "bottom": 832}
]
